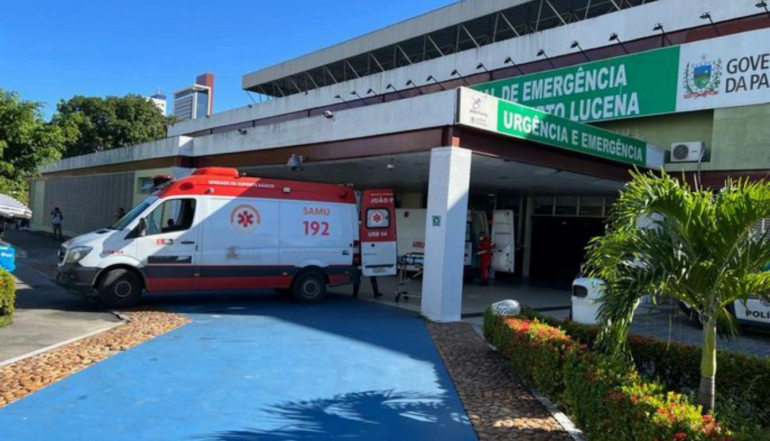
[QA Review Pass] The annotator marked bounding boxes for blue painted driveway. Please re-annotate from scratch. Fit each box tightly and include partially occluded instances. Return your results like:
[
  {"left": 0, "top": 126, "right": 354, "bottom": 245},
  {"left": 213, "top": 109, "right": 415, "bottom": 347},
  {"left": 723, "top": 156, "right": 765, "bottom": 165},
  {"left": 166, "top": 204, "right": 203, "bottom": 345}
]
[{"left": 0, "top": 295, "right": 476, "bottom": 440}]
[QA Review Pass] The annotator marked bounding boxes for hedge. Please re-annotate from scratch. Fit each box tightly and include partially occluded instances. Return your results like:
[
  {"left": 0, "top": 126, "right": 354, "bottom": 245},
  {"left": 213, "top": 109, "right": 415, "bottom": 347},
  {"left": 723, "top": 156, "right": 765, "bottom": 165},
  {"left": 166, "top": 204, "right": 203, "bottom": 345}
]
[
  {"left": 0, "top": 268, "right": 15, "bottom": 327},
  {"left": 484, "top": 309, "right": 735, "bottom": 441},
  {"left": 517, "top": 309, "right": 770, "bottom": 436}
]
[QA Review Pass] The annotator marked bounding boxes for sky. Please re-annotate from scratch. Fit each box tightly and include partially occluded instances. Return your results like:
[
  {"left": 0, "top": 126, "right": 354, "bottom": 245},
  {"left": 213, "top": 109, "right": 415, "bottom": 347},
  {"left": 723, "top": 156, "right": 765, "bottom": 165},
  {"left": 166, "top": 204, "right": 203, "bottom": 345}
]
[{"left": 0, "top": 0, "right": 458, "bottom": 118}]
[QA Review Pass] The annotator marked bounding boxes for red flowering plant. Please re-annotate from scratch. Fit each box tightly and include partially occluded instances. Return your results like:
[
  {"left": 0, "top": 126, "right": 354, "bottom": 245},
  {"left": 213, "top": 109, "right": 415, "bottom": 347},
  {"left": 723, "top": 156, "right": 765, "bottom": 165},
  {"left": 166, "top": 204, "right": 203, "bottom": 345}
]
[{"left": 485, "top": 307, "right": 736, "bottom": 441}]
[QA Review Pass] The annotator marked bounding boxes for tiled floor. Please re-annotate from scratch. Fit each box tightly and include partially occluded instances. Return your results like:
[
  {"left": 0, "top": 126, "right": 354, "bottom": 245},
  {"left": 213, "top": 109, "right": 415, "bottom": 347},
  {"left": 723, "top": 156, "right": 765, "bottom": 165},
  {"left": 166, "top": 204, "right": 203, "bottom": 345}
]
[{"left": 332, "top": 276, "right": 572, "bottom": 317}]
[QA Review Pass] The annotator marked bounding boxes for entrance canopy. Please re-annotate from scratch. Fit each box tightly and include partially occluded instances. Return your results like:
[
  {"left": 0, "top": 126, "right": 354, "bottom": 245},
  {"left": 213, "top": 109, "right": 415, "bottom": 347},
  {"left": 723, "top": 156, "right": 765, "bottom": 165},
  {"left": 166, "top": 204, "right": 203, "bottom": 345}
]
[{"left": 239, "top": 152, "right": 623, "bottom": 196}]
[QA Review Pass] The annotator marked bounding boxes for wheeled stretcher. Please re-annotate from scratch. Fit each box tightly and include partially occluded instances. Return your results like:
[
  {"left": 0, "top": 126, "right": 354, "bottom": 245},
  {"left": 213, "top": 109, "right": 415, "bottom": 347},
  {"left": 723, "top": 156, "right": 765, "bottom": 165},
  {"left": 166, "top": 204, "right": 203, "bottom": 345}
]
[{"left": 395, "top": 252, "right": 424, "bottom": 303}]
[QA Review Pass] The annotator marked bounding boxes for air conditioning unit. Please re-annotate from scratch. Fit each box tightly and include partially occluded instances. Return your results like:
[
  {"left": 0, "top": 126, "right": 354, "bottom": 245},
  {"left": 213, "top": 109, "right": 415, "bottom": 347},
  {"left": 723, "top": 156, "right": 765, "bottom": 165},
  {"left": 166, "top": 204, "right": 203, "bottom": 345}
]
[{"left": 669, "top": 142, "right": 705, "bottom": 163}]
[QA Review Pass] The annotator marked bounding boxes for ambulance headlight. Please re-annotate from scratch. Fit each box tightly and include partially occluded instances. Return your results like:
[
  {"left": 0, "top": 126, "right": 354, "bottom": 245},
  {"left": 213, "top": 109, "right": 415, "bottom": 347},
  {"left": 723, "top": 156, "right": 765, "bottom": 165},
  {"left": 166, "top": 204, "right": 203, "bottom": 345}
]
[{"left": 65, "top": 246, "right": 92, "bottom": 264}]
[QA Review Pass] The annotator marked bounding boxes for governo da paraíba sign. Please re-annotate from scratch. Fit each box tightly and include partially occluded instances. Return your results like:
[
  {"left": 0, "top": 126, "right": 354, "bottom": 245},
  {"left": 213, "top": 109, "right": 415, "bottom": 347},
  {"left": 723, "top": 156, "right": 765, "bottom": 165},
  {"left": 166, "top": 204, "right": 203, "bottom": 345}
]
[{"left": 473, "top": 28, "right": 770, "bottom": 123}]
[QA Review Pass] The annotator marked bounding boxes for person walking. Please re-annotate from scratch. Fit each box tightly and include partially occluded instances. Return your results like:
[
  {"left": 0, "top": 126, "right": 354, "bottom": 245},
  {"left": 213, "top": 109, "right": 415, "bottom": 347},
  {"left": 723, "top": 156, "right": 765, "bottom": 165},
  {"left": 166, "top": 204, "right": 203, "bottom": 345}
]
[{"left": 51, "top": 207, "right": 64, "bottom": 242}]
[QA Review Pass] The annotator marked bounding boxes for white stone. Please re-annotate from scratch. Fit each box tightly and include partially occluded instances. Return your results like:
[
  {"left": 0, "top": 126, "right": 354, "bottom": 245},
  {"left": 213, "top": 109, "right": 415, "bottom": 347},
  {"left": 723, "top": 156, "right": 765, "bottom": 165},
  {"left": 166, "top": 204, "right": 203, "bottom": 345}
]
[{"left": 491, "top": 300, "right": 521, "bottom": 317}]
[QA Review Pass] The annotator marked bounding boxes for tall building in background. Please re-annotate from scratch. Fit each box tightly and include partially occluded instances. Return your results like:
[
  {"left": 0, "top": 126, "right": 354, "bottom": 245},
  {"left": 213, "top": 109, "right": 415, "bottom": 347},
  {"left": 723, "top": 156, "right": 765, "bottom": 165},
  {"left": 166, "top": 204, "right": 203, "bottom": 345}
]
[
  {"left": 173, "top": 73, "right": 215, "bottom": 121},
  {"left": 148, "top": 88, "right": 167, "bottom": 115}
]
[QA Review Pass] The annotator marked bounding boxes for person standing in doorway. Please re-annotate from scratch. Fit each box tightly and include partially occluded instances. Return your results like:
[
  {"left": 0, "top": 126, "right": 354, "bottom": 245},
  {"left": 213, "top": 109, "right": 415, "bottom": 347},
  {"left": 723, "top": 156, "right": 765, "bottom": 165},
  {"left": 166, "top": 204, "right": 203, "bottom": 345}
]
[
  {"left": 477, "top": 233, "right": 495, "bottom": 286},
  {"left": 51, "top": 207, "right": 64, "bottom": 242}
]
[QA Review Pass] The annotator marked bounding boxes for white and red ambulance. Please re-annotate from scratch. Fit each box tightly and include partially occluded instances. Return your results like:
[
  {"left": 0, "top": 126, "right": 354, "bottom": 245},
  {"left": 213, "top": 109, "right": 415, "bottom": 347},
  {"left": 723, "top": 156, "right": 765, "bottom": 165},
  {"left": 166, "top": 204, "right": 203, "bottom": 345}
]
[{"left": 56, "top": 167, "right": 396, "bottom": 307}]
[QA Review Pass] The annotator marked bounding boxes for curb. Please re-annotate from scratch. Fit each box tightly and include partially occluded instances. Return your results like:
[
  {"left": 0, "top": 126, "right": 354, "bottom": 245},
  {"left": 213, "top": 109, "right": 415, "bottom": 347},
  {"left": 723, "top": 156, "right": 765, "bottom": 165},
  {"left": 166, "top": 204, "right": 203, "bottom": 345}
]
[
  {"left": 486, "top": 341, "right": 586, "bottom": 441},
  {"left": 0, "top": 322, "right": 125, "bottom": 368}
]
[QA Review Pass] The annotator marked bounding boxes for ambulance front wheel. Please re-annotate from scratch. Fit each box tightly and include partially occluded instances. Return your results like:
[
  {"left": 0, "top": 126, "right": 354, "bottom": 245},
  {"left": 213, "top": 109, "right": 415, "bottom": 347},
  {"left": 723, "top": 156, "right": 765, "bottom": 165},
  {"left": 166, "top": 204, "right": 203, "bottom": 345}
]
[
  {"left": 292, "top": 270, "right": 327, "bottom": 303},
  {"left": 97, "top": 268, "right": 143, "bottom": 308}
]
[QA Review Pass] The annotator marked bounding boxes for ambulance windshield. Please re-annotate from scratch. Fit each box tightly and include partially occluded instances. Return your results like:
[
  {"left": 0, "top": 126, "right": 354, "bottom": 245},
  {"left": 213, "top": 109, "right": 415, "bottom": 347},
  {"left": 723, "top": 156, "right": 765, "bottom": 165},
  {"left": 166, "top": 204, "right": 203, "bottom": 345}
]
[{"left": 110, "top": 196, "right": 158, "bottom": 231}]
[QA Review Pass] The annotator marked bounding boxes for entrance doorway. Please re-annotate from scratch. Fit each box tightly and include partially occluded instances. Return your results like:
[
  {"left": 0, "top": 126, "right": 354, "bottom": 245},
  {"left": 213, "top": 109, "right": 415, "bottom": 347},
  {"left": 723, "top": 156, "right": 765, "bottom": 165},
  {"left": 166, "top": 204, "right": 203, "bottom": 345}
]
[{"left": 529, "top": 216, "right": 606, "bottom": 287}]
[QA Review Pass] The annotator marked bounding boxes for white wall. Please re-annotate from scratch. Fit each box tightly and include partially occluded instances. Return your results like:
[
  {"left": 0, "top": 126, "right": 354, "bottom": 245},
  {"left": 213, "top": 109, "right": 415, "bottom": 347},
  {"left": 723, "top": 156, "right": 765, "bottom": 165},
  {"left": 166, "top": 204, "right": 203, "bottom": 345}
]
[
  {"left": 191, "top": 90, "right": 457, "bottom": 157},
  {"left": 168, "top": 0, "right": 758, "bottom": 138},
  {"left": 40, "top": 136, "right": 193, "bottom": 174}
]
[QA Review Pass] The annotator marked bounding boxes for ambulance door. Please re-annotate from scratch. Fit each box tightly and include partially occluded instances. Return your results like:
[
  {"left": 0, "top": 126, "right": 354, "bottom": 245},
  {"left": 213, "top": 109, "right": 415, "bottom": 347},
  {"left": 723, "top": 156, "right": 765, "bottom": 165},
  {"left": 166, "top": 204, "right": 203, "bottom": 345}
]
[
  {"left": 134, "top": 197, "right": 202, "bottom": 291},
  {"left": 491, "top": 210, "right": 515, "bottom": 273},
  {"left": 198, "top": 196, "right": 281, "bottom": 290},
  {"left": 360, "top": 189, "right": 397, "bottom": 277}
]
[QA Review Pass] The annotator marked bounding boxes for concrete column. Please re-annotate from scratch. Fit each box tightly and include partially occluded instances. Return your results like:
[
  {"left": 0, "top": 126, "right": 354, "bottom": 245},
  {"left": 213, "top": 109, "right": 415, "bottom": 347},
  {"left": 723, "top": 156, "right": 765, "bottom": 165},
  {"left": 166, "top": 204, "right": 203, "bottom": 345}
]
[{"left": 421, "top": 147, "right": 472, "bottom": 322}]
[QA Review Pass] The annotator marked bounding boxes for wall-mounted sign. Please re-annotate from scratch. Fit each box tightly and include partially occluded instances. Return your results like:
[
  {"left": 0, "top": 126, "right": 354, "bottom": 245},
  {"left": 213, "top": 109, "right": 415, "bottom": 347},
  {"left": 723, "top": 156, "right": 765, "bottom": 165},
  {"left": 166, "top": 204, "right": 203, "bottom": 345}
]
[
  {"left": 473, "top": 28, "right": 770, "bottom": 123},
  {"left": 457, "top": 88, "right": 664, "bottom": 168}
]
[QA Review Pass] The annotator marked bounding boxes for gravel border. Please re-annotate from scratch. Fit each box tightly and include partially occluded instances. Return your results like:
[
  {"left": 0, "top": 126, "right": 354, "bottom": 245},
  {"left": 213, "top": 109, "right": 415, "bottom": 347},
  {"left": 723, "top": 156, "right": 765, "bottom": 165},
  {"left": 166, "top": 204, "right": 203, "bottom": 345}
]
[
  {"left": 0, "top": 308, "right": 189, "bottom": 408},
  {"left": 428, "top": 322, "right": 574, "bottom": 441}
]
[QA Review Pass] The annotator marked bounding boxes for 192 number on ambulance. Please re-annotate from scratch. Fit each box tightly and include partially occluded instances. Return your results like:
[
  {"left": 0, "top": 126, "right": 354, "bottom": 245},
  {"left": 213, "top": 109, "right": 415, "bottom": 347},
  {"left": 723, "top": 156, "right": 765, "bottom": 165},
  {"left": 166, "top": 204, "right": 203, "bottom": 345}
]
[{"left": 304, "top": 221, "right": 330, "bottom": 236}]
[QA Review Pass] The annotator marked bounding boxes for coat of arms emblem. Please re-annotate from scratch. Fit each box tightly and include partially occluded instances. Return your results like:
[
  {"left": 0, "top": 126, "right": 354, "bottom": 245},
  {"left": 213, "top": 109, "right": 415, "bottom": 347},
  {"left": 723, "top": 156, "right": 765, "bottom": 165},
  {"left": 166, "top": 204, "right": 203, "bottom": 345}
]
[{"left": 683, "top": 55, "right": 722, "bottom": 99}]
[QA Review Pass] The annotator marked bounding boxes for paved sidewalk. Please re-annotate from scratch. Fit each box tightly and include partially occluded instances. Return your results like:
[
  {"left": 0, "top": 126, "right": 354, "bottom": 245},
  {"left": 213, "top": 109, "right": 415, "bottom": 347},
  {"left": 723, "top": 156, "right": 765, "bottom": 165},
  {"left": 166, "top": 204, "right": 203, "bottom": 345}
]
[
  {"left": 0, "top": 230, "right": 121, "bottom": 364},
  {"left": 429, "top": 322, "right": 572, "bottom": 441}
]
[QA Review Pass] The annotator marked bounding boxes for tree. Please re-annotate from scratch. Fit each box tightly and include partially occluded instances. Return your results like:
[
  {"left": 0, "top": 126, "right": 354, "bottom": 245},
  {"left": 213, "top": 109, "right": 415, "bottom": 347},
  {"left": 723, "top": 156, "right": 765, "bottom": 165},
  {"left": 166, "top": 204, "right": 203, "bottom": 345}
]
[
  {"left": 0, "top": 89, "right": 65, "bottom": 202},
  {"left": 52, "top": 94, "right": 173, "bottom": 158},
  {"left": 585, "top": 170, "right": 770, "bottom": 413}
]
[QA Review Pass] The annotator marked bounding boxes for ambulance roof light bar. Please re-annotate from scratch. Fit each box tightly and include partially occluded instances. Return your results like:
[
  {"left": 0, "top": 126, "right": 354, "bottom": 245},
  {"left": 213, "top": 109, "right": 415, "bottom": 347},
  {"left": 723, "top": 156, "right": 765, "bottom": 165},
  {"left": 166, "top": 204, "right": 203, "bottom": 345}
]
[
  {"left": 192, "top": 167, "right": 240, "bottom": 178},
  {"left": 152, "top": 175, "right": 173, "bottom": 188}
]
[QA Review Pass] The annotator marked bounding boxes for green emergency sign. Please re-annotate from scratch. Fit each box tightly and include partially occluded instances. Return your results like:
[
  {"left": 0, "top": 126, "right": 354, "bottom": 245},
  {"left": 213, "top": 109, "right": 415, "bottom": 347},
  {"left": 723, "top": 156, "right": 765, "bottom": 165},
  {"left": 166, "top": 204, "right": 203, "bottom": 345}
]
[
  {"left": 457, "top": 88, "right": 660, "bottom": 167},
  {"left": 496, "top": 99, "right": 647, "bottom": 166},
  {"left": 473, "top": 46, "right": 681, "bottom": 123}
]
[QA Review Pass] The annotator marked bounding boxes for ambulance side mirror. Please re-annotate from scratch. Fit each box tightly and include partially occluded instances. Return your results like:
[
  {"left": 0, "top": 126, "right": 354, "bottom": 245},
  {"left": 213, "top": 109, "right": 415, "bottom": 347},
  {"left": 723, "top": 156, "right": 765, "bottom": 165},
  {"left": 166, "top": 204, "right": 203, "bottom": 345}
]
[
  {"left": 137, "top": 218, "right": 148, "bottom": 237},
  {"left": 126, "top": 218, "right": 148, "bottom": 239}
]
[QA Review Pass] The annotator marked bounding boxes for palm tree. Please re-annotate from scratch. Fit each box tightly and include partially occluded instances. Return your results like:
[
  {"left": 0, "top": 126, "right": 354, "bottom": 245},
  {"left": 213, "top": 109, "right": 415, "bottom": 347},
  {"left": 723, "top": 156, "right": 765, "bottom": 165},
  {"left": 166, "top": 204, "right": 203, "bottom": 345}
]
[{"left": 584, "top": 170, "right": 770, "bottom": 413}]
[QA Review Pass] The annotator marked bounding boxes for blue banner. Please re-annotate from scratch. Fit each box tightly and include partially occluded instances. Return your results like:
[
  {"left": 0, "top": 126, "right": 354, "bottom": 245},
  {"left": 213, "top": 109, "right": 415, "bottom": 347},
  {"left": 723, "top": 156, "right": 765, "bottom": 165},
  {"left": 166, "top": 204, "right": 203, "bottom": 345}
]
[{"left": 0, "top": 244, "right": 16, "bottom": 273}]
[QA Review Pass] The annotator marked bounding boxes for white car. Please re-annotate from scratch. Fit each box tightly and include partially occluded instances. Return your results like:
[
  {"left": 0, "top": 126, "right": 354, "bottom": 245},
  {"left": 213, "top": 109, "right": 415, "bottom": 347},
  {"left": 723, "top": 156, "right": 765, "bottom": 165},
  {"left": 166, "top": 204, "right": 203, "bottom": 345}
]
[{"left": 679, "top": 298, "right": 770, "bottom": 329}]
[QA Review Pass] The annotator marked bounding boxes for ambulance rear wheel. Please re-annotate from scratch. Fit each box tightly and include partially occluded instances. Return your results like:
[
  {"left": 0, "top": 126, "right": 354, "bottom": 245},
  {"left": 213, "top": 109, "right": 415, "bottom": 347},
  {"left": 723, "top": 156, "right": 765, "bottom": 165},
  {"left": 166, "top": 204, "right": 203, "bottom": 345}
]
[
  {"left": 292, "top": 271, "right": 327, "bottom": 303},
  {"left": 98, "top": 269, "right": 143, "bottom": 308}
]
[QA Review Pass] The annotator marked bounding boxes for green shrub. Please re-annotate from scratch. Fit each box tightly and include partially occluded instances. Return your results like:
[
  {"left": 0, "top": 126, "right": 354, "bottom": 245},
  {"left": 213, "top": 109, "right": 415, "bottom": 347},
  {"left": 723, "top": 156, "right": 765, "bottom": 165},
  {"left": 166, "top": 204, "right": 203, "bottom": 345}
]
[
  {"left": 0, "top": 268, "right": 15, "bottom": 327},
  {"left": 518, "top": 309, "right": 770, "bottom": 432},
  {"left": 563, "top": 349, "right": 734, "bottom": 441},
  {"left": 485, "top": 309, "right": 735, "bottom": 441},
  {"left": 485, "top": 309, "right": 578, "bottom": 398}
]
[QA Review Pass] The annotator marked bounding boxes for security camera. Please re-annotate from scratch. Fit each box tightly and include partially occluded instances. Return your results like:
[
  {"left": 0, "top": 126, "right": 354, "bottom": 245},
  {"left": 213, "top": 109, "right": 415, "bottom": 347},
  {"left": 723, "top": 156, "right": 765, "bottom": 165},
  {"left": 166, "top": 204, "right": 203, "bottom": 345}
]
[
  {"left": 322, "top": 110, "right": 334, "bottom": 119},
  {"left": 387, "top": 163, "right": 395, "bottom": 171},
  {"left": 237, "top": 128, "right": 248, "bottom": 135},
  {"left": 287, "top": 154, "right": 304, "bottom": 172}
]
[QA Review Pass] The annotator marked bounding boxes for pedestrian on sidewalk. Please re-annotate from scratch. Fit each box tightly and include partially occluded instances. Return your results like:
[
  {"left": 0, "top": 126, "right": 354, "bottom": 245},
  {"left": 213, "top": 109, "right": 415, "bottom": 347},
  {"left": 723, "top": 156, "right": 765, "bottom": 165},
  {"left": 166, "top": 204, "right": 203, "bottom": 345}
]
[{"left": 51, "top": 207, "right": 64, "bottom": 242}]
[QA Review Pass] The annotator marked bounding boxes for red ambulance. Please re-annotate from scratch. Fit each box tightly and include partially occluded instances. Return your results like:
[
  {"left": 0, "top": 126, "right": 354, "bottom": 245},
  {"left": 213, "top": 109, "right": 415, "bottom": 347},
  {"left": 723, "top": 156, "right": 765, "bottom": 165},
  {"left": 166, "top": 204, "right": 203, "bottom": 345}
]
[{"left": 56, "top": 167, "right": 396, "bottom": 307}]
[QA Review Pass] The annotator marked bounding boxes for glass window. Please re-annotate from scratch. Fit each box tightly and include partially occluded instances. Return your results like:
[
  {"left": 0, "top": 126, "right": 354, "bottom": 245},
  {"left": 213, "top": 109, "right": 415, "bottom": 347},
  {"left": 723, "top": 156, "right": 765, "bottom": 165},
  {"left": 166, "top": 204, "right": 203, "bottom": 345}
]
[
  {"left": 534, "top": 197, "right": 555, "bottom": 215},
  {"left": 111, "top": 196, "right": 158, "bottom": 231},
  {"left": 579, "top": 197, "right": 604, "bottom": 216},
  {"left": 366, "top": 208, "right": 390, "bottom": 229},
  {"left": 196, "top": 91, "right": 209, "bottom": 118},
  {"left": 555, "top": 196, "right": 578, "bottom": 215},
  {"left": 145, "top": 199, "right": 196, "bottom": 235},
  {"left": 138, "top": 177, "right": 154, "bottom": 194}
]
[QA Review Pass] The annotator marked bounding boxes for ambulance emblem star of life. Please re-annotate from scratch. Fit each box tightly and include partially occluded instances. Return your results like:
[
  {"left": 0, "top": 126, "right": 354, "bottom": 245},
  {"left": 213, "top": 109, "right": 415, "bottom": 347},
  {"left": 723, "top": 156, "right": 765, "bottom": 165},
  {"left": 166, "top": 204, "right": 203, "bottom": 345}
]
[
  {"left": 369, "top": 210, "right": 385, "bottom": 227},
  {"left": 230, "top": 205, "right": 261, "bottom": 234}
]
